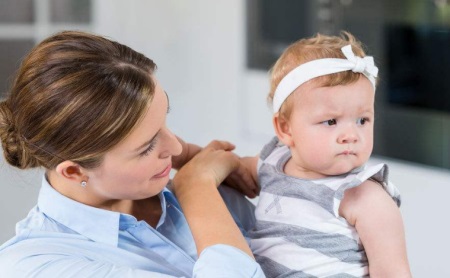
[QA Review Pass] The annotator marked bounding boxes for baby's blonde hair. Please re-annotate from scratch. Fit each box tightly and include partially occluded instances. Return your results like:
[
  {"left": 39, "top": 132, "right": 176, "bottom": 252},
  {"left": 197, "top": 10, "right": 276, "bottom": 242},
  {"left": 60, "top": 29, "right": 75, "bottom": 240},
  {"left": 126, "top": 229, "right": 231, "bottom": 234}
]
[{"left": 269, "top": 31, "right": 373, "bottom": 119}]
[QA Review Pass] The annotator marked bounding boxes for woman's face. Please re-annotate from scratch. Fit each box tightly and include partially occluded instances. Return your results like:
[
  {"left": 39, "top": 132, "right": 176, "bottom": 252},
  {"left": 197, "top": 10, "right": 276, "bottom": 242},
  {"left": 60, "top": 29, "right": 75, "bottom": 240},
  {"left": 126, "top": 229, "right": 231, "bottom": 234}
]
[{"left": 85, "top": 78, "right": 182, "bottom": 202}]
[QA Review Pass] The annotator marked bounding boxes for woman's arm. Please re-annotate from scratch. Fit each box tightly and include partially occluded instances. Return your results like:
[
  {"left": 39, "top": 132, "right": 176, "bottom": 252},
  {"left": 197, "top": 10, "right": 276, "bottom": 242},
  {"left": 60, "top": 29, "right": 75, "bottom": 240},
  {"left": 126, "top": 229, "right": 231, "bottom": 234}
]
[
  {"left": 172, "top": 136, "right": 259, "bottom": 198},
  {"left": 339, "top": 180, "right": 412, "bottom": 278},
  {"left": 172, "top": 140, "right": 254, "bottom": 257}
]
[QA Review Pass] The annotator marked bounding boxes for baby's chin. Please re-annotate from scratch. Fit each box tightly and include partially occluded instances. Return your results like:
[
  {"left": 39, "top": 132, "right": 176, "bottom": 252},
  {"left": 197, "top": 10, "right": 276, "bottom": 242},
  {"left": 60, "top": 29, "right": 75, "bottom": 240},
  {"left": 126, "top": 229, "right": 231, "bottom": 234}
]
[{"left": 325, "top": 162, "right": 364, "bottom": 176}]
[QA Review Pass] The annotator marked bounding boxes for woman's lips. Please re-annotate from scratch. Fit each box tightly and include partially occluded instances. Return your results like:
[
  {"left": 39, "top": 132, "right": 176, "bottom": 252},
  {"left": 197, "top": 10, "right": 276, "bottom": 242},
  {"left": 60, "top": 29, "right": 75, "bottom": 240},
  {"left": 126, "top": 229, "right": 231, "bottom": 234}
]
[{"left": 152, "top": 163, "right": 172, "bottom": 179}]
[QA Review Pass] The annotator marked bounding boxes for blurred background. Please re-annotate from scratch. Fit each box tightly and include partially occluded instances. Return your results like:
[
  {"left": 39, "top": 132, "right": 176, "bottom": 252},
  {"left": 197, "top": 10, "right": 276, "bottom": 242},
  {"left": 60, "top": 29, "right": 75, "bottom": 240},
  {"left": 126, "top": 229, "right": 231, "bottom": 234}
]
[{"left": 0, "top": 0, "right": 449, "bottom": 276}]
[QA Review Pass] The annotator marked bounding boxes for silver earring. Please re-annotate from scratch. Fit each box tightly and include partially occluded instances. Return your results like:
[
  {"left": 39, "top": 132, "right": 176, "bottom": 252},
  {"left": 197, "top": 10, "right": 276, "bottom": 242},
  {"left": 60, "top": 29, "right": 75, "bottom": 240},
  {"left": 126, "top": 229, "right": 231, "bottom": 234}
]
[{"left": 81, "top": 181, "right": 87, "bottom": 187}]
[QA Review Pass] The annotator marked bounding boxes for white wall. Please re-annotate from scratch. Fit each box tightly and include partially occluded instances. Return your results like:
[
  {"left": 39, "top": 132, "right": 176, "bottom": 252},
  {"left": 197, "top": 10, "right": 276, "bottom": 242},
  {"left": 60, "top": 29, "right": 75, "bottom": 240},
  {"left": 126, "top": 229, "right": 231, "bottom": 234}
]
[{"left": 1, "top": 0, "right": 449, "bottom": 276}]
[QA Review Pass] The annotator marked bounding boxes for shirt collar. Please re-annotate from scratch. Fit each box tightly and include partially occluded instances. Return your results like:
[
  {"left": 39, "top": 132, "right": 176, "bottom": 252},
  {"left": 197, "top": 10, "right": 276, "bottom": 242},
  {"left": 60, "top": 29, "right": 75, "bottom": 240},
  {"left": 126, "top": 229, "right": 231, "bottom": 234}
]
[{"left": 37, "top": 176, "right": 171, "bottom": 247}]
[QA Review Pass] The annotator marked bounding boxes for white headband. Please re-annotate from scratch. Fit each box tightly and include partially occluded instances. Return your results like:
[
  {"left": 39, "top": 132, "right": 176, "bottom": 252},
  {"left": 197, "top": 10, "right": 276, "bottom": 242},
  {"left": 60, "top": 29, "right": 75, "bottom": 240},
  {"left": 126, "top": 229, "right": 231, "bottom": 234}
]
[{"left": 272, "top": 45, "right": 379, "bottom": 113}]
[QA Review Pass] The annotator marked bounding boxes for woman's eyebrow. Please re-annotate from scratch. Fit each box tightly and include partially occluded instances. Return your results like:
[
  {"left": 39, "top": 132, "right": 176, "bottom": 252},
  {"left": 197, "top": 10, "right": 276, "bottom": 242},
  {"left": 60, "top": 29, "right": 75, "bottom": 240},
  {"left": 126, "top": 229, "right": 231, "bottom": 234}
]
[{"left": 164, "top": 91, "right": 170, "bottom": 113}]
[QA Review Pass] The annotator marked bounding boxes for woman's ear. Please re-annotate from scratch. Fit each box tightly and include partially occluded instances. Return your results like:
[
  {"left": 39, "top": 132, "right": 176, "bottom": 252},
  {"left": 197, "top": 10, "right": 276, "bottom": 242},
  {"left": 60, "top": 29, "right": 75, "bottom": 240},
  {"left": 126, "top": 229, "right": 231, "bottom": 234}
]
[
  {"left": 55, "top": 161, "right": 87, "bottom": 184},
  {"left": 273, "top": 114, "right": 294, "bottom": 147}
]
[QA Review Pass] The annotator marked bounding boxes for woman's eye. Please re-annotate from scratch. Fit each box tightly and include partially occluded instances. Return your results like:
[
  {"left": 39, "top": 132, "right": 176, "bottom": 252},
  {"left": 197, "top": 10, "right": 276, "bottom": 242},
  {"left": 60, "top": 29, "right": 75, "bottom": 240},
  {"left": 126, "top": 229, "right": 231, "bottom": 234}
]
[
  {"left": 140, "top": 144, "right": 155, "bottom": 157},
  {"left": 322, "top": 119, "right": 337, "bottom": 126},
  {"left": 139, "top": 137, "right": 158, "bottom": 157},
  {"left": 357, "top": 117, "right": 369, "bottom": 125}
]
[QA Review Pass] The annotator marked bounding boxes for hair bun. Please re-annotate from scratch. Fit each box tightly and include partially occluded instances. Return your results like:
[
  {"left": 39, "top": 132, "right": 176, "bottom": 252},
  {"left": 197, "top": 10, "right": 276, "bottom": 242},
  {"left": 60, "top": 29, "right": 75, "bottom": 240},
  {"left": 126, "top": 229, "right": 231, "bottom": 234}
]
[{"left": 0, "top": 101, "right": 35, "bottom": 169}]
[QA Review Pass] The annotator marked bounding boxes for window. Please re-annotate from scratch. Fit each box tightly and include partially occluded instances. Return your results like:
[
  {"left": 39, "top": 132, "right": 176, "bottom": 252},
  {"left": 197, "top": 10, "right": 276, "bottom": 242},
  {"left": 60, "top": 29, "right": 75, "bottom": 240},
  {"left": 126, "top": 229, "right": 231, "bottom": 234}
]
[
  {"left": 246, "top": 0, "right": 450, "bottom": 169},
  {"left": 0, "top": 0, "right": 92, "bottom": 97}
]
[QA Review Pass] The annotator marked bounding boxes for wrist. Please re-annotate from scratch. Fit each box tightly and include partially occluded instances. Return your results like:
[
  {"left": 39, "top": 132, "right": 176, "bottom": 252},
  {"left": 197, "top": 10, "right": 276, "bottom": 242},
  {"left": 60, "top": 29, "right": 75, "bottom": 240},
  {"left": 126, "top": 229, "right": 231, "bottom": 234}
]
[{"left": 172, "top": 170, "right": 215, "bottom": 198}]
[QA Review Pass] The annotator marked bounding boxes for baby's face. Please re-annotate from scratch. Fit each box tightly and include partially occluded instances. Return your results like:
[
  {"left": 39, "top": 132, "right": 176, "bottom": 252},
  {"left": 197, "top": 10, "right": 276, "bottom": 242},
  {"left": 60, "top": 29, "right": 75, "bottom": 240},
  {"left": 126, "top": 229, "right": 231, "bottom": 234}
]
[{"left": 284, "top": 76, "right": 374, "bottom": 179}]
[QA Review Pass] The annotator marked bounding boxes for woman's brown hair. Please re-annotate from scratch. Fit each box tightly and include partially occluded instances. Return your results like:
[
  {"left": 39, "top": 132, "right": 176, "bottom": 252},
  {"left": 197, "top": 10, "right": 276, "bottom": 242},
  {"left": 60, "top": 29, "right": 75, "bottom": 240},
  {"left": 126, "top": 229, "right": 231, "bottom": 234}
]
[
  {"left": 0, "top": 31, "right": 156, "bottom": 170},
  {"left": 268, "top": 31, "right": 373, "bottom": 119}
]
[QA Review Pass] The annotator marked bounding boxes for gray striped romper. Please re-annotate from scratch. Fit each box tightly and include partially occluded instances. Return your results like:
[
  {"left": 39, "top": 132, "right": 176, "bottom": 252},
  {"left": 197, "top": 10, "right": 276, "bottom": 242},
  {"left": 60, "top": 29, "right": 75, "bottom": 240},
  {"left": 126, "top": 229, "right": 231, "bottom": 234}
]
[{"left": 249, "top": 137, "right": 401, "bottom": 277}]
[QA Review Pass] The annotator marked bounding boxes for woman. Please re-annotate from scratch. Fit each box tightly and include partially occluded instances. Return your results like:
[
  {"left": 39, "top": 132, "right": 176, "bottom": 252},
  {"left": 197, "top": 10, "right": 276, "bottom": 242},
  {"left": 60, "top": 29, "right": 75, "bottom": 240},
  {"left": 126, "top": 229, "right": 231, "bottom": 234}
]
[{"left": 0, "top": 31, "right": 263, "bottom": 277}]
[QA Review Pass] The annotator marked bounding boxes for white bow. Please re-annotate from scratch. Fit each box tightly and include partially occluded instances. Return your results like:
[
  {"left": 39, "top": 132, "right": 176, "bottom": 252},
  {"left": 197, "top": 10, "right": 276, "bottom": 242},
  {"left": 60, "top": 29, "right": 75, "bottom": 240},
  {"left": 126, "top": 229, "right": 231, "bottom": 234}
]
[{"left": 341, "top": 45, "right": 378, "bottom": 79}]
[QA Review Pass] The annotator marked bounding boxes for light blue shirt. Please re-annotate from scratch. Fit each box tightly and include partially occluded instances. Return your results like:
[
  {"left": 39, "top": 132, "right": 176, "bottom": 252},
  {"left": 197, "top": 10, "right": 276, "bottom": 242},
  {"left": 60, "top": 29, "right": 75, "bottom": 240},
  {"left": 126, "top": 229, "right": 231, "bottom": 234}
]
[{"left": 0, "top": 177, "right": 264, "bottom": 277}]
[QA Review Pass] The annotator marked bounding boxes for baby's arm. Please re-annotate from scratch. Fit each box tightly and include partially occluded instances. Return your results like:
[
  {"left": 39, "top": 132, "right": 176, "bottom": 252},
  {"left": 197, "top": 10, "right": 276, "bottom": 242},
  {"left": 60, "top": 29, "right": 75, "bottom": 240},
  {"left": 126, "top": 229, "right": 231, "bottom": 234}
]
[{"left": 339, "top": 180, "right": 412, "bottom": 277}]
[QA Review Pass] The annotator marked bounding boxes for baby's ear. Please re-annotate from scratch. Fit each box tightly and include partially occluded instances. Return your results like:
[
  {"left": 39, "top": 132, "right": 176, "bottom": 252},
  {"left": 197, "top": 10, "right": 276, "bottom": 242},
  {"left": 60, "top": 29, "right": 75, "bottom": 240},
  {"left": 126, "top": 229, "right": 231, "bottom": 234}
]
[{"left": 273, "top": 114, "right": 294, "bottom": 147}]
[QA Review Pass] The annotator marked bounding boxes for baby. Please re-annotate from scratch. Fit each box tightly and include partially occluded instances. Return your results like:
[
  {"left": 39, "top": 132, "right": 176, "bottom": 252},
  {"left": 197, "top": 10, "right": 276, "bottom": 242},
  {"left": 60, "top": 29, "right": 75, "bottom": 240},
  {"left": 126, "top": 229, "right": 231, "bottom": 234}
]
[{"left": 246, "top": 32, "right": 412, "bottom": 277}]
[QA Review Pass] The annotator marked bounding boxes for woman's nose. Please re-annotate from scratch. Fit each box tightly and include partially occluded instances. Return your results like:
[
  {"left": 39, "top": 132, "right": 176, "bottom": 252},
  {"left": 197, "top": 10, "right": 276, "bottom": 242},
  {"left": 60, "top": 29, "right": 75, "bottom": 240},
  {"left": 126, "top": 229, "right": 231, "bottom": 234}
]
[{"left": 159, "top": 127, "right": 183, "bottom": 159}]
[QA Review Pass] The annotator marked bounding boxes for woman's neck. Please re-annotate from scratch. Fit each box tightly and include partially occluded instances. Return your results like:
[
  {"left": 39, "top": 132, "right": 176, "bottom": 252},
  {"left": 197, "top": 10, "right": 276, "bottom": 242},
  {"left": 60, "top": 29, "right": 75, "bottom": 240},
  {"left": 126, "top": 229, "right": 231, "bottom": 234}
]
[{"left": 46, "top": 170, "right": 163, "bottom": 228}]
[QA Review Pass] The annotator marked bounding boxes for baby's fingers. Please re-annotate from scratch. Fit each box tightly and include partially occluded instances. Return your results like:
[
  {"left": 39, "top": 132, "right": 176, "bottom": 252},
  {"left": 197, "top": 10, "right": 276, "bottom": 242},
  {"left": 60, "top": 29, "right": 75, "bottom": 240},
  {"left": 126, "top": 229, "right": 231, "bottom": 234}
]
[
  {"left": 224, "top": 164, "right": 258, "bottom": 198},
  {"left": 235, "top": 166, "right": 258, "bottom": 197}
]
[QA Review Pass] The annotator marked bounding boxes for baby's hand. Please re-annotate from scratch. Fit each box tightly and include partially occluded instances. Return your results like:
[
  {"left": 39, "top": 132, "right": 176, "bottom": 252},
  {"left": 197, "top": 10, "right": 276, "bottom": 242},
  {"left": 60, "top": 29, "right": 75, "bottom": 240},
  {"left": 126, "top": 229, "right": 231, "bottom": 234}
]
[{"left": 223, "top": 156, "right": 259, "bottom": 198}]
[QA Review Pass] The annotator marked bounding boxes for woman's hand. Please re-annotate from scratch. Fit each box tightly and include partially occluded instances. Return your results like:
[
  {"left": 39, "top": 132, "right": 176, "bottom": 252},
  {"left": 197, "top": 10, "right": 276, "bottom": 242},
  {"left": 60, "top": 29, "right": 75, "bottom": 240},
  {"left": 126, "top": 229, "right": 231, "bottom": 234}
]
[
  {"left": 173, "top": 140, "right": 259, "bottom": 198},
  {"left": 172, "top": 140, "right": 255, "bottom": 258},
  {"left": 172, "top": 140, "right": 240, "bottom": 194}
]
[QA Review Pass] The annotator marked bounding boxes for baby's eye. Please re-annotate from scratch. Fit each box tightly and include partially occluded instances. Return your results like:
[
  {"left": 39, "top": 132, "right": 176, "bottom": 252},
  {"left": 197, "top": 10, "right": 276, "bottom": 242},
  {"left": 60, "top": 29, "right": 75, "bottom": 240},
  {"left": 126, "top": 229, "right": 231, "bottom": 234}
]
[
  {"left": 357, "top": 117, "right": 369, "bottom": 125},
  {"left": 322, "top": 119, "right": 337, "bottom": 126}
]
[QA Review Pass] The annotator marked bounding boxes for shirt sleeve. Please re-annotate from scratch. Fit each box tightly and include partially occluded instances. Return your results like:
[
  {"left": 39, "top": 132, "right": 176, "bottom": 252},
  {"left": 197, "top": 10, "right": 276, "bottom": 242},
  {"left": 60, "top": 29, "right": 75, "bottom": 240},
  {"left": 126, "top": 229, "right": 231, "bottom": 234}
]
[
  {"left": 0, "top": 242, "right": 264, "bottom": 278},
  {"left": 0, "top": 251, "right": 178, "bottom": 278},
  {"left": 193, "top": 244, "right": 265, "bottom": 278}
]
